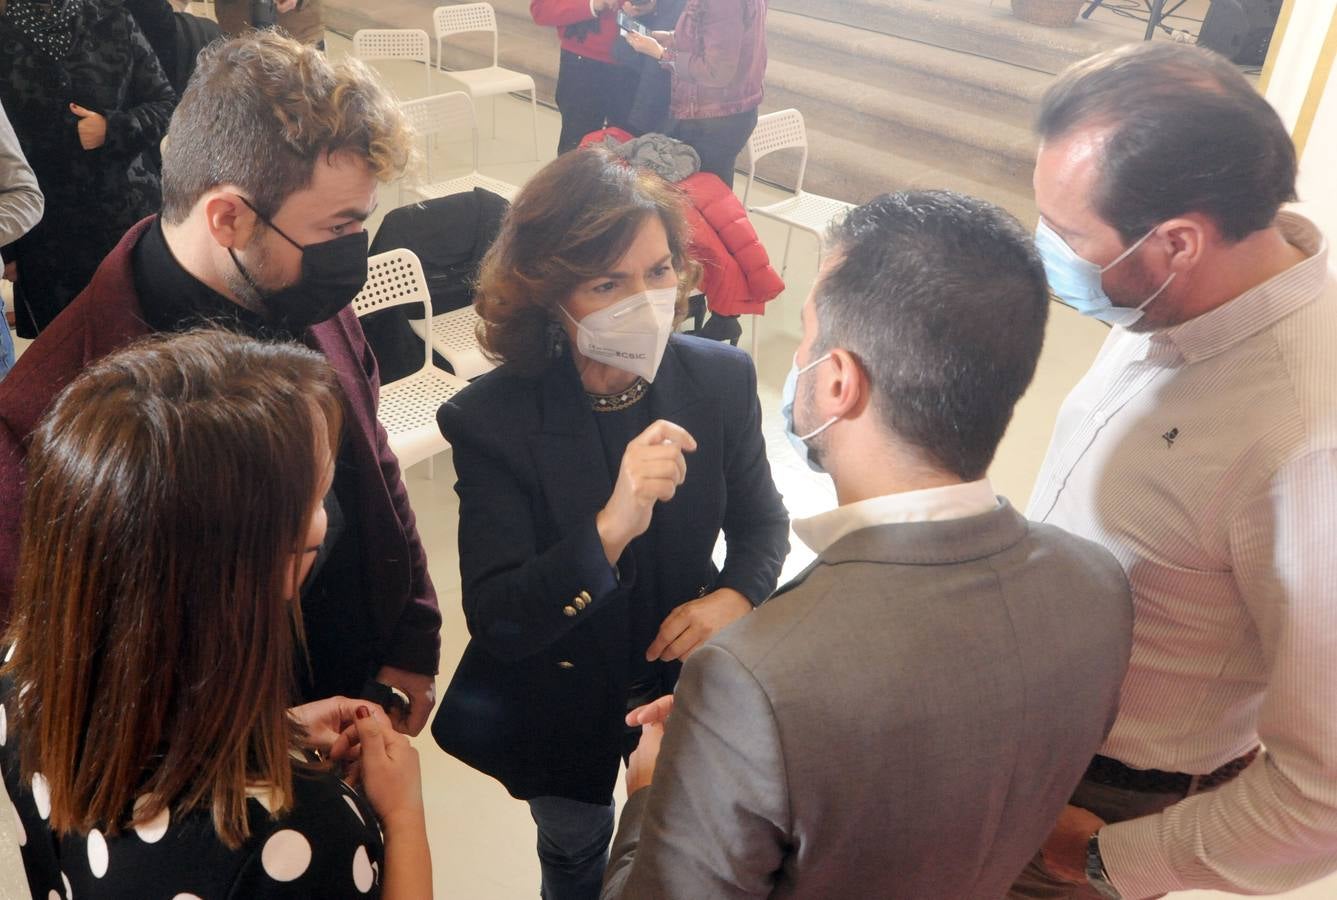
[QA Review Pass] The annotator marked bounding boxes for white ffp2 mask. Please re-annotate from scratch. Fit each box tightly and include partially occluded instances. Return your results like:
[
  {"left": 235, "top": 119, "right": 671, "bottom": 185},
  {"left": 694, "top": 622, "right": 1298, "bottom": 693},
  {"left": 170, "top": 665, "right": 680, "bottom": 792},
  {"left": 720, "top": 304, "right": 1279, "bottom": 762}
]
[{"left": 561, "top": 287, "right": 678, "bottom": 382}]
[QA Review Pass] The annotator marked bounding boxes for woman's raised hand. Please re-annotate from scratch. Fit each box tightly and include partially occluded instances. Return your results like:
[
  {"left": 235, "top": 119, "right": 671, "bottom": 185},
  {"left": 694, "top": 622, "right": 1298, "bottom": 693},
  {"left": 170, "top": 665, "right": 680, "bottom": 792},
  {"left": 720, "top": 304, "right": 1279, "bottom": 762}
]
[{"left": 597, "top": 419, "right": 697, "bottom": 565}]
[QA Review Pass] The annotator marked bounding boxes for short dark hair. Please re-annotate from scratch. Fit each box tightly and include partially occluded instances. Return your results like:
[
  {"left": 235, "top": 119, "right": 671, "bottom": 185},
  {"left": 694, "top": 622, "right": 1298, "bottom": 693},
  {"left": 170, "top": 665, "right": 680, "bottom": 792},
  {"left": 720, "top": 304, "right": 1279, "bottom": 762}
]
[
  {"left": 814, "top": 191, "right": 1049, "bottom": 481},
  {"left": 1037, "top": 42, "right": 1296, "bottom": 243},
  {"left": 161, "top": 31, "right": 412, "bottom": 224},
  {"left": 475, "top": 147, "right": 701, "bottom": 376}
]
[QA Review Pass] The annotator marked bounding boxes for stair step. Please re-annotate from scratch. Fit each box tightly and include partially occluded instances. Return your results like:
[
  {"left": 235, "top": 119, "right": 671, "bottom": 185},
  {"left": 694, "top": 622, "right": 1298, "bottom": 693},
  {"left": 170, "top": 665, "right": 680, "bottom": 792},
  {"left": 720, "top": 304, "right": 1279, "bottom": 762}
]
[
  {"left": 765, "top": 56, "right": 1036, "bottom": 190},
  {"left": 767, "top": 8, "right": 1048, "bottom": 125},
  {"left": 769, "top": 0, "right": 1130, "bottom": 74}
]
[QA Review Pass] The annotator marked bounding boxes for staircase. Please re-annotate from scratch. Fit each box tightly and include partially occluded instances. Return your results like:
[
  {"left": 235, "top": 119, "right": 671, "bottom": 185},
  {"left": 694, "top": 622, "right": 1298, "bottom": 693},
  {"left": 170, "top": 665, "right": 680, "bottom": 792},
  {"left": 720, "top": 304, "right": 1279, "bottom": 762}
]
[{"left": 324, "top": 0, "right": 1147, "bottom": 224}]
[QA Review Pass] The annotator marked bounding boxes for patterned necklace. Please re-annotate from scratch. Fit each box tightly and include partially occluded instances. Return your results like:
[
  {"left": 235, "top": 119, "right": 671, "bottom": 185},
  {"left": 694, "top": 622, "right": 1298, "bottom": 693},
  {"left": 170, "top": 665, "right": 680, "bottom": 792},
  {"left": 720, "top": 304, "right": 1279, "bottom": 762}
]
[{"left": 587, "top": 378, "right": 648, "bottom": 412}]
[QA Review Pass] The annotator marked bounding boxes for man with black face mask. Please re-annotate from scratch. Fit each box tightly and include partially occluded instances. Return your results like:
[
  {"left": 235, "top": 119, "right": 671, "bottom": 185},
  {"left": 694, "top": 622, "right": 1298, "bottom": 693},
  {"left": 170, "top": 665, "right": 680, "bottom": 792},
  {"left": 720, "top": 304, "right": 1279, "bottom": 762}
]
[{"left": 0, "top": 32, "right": 443, "bottom": 737}]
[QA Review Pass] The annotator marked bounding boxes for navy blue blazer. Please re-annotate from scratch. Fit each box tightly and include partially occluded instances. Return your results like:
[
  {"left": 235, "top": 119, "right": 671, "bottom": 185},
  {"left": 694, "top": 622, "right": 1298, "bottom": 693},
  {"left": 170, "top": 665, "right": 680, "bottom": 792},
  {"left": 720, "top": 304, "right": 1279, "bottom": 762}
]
[{"left": 432, "top": 334, "right": 789, "bottom": 804}]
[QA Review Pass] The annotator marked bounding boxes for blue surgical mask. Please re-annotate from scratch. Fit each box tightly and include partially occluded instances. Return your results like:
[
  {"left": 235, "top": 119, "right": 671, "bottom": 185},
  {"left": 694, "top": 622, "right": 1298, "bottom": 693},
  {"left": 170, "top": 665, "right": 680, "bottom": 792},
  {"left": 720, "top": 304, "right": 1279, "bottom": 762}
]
[
  {"left": 781, "top": 353, "right": 836, "bottom": 473},
  {"left": 1035, "top": 218, "right": 1175, "bottom": 328}
]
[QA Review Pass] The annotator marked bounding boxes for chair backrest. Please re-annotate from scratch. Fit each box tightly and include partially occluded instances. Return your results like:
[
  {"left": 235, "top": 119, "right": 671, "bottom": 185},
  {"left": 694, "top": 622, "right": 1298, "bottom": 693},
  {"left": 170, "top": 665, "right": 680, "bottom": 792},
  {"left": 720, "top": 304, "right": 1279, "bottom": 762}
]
[
  {"left": 353, "top": 28, "right": 432, "bottom": 91},
  {"left": 433, "top": 3, "right": 500, "bottom": 68},
  {"left": 398, "top": 92, "right": 480, "bottom": 181},
  {"left": 743, "top": 108, "right": 809, "bottom": 205},
  {"left": 352, "top": 249, "right": 434, "bottom": 374}
]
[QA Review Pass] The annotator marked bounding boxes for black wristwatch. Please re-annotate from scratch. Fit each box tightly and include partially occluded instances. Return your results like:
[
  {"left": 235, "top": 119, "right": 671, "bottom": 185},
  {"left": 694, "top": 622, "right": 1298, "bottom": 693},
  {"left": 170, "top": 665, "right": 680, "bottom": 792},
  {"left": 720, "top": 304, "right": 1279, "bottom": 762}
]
[
  {"left": 1085, "top": 831, "right": 1122, "bottom": 899},
  {"left": 360, "top": 679, "right": 411, "bottom": 720}
]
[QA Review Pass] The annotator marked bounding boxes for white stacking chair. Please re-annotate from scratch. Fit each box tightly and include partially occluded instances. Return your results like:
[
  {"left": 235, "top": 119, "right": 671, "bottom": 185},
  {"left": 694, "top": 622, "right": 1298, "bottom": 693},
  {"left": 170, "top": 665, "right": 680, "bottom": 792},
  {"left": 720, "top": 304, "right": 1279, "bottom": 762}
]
[
  {"left": 432, "top": 3, "right": 539, "bottom": 159},
  {"left": 742, "top": 109, "right": 856, "bottom": 358},
  {"left": 352, "top": 249, "right": 470, "bottom": 476},
  {"left": 352, "top": 29, "right": 433, "bottom": 96},
  {"left": 409, "top": 305, "right": 496, "bottom": 381},
  {"left": 398, "top": 92, "right": 520, "bottom": 205}
]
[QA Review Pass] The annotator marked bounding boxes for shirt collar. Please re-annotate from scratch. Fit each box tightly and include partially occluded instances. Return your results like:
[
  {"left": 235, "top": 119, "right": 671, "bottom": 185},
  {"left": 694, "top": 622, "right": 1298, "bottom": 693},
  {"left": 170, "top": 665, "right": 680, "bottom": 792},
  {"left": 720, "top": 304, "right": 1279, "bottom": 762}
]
[
  {"left": 793, "top": 478, "right": 999, "bottom": 554},
  {"left": 1159, "top": 212, "right": 1329, "bottom": 364}
]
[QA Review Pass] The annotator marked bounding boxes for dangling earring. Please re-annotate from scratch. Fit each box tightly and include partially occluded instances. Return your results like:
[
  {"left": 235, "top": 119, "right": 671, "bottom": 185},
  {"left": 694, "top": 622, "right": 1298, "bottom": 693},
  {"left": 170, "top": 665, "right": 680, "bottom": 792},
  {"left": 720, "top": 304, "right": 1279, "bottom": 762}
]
[{"left": 546, "top": 319, "right": 566, "bottom": 357}]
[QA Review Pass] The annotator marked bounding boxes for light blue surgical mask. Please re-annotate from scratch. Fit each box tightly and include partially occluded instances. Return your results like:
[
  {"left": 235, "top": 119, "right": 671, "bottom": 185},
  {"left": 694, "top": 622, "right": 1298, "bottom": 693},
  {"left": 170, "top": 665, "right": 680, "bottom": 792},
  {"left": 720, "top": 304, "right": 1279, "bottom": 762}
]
[
  {"left": 1035, "top": 218, "right": 1175, "bottom": 328},
  {"left": 781, "top": 353, "right": 836, "bottom": 473}
]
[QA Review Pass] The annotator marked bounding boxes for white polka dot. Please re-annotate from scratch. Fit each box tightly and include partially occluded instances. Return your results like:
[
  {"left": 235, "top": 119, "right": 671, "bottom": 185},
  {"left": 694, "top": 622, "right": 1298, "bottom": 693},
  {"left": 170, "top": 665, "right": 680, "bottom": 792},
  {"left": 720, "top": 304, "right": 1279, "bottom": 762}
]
[
  {"left": 372, "top": 861, "right": 379, "bottom": 885},
  {"left": 62, "top": 871, "right": 72, "bottom": 898},
  {"left": 342, "top": 794, "right": 365, "bottom": 825},
  {"left": 260, "top": 829, "right": 311, "bottom": 882},
  {"left": 132, "top": 795, "right": 170, "bottom": 843},
  {"left": 1, "top": 703, "right": 7, "bottom": 746},
  {"left": 352, "top": 845, "right": 374, "bottom": 893},
  {"left": 47, "top": 891, "right": 58, "bottom": 900},
  {"left": 87, "top": 828, "right": 108, "bottom": 877},
  {"left": 171, "top": 894, "right": 204, "bottom": 899},
  {"left": 31, "top": 773, "right": 50, "bottom": 819}
]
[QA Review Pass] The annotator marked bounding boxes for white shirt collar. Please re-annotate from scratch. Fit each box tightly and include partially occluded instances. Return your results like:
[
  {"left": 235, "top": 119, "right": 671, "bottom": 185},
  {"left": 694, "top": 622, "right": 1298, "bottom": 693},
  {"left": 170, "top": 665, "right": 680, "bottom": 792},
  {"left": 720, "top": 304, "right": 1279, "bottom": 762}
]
[{"left": 793, "top": 478, "right": 1000, "bottom": 554}]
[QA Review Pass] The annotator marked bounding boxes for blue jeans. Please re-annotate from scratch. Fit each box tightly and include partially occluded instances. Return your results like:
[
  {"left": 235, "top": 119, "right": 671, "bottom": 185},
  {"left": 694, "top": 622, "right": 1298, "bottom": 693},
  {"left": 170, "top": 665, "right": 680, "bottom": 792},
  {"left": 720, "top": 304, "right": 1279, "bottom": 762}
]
[
  {"left": 528, "top": 795, "right": 615, "bottom": 900},
  {"left": 0, "top": 294, "right": 14, "bottom": 381}
]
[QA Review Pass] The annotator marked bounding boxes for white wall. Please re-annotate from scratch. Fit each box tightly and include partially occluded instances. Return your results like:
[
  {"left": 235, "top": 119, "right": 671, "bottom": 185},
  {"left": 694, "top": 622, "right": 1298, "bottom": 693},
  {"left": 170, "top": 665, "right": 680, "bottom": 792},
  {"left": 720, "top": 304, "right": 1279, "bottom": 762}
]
[{"left": 1264, "top": 1, "right": 1337, "bottom": 240}]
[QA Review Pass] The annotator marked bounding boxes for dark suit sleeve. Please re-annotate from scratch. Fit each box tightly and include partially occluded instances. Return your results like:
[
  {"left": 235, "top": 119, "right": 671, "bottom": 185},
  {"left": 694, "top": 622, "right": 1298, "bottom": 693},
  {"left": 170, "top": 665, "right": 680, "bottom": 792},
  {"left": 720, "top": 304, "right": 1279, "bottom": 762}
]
[
  {"left": 359, "top": 331, "right": 442, "bottom": 675},
  {"left": 102, "top": 12, "right": 176, "bottom": 161},
  {"left": 601, "top": 643, "right": 789, "bottom": 899},
  {"left": 716, "top": 352, "right": 789, "bottom": 605},
  {"left": 440, "top": 400, "right": 626, "bottom": 664}
]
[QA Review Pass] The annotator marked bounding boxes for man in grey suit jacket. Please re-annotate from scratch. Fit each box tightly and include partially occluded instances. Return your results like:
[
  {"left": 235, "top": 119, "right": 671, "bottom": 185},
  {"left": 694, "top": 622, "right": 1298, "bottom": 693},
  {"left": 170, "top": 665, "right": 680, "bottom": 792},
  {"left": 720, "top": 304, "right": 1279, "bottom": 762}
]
[{"left": 600, "top": 191, "right": 1134, "bottom": 900}]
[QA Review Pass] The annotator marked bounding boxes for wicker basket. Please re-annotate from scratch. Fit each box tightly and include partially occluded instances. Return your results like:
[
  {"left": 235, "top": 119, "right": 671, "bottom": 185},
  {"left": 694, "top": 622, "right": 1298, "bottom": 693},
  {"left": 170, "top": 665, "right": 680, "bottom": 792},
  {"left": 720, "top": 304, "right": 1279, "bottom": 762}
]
[{"left": 1011, "top": 0, "right": 1084, "bottom": 27}]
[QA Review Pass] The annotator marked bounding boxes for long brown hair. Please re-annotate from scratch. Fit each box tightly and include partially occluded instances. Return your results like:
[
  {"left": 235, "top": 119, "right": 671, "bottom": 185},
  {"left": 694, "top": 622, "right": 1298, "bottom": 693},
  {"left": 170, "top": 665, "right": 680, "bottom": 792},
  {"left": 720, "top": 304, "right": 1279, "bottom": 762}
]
[
  {"left": 3, "top": 330, "right": 344, "bottom": 848},
  {"left": 475, "top": 146, "right": 702, "bottom": 375}
]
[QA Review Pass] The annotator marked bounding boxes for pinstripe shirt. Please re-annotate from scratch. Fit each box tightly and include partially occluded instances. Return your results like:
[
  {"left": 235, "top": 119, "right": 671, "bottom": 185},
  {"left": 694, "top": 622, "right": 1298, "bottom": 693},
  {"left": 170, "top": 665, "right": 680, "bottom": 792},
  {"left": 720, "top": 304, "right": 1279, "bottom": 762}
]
[{"left": 1027, "top": 213, "right": 1337, "bottom": 897}]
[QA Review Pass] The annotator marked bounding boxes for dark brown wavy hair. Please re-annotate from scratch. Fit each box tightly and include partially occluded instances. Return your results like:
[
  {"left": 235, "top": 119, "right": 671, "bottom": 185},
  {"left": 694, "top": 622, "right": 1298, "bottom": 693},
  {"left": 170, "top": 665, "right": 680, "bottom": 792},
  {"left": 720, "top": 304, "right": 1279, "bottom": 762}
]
[
  {"left": 3, "top": 330, "right": 344, "bottom": 848},
  {"left": 474, "top": 147, "right": 702, "bottom": 376}
]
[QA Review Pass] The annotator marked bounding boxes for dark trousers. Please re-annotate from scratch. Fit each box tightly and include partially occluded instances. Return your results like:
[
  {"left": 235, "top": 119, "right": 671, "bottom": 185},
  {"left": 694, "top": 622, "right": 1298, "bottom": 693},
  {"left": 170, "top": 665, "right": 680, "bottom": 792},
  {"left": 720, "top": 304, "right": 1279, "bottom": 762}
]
[
  {"left": 670, "top": 106, "right": 759, "bottom": 188},
  {"left": 555, "top": 49, "right": 637, "bottom": 155}
]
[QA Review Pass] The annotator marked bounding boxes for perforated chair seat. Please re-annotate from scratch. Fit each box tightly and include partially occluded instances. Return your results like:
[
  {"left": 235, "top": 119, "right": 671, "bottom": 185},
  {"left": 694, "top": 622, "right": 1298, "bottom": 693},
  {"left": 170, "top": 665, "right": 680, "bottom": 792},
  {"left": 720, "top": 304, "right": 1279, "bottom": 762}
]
[
  {"left": 407, "top": 172, "right": 518, "bottom": 203},
  {"left": 378, "top": 369, "right": 468, "bottom": 469},
  {"left": 439, "top": 65, "right": 535, "bottom": 97},
  {"left": 408, "top": 306, "right": 495, "bottom": 381},
  {"left": 748, "top": 192, "right": 855, "bottom": 242}
]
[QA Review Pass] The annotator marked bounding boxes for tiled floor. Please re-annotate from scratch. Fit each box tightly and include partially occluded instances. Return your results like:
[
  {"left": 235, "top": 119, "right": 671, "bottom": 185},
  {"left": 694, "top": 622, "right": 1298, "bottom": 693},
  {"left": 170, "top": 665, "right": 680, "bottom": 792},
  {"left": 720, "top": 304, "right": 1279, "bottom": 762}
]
[{"left": 4, "top": 16, "right": 1331, "bottom": 899}]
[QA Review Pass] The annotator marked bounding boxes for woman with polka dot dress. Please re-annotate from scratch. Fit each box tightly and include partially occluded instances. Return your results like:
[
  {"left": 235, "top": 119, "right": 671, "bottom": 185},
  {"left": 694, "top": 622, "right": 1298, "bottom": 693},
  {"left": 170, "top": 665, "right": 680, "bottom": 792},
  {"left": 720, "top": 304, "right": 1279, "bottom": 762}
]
[{"left": 0, "top": 331, "right": 432, "bottom": 898}]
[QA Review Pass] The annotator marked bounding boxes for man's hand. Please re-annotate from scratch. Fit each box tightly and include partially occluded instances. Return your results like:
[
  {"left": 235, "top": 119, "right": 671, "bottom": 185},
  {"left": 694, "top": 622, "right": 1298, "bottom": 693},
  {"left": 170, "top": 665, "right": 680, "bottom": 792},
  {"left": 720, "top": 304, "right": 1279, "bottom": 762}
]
[
  {"left": 375, "top": 665, "right": 436, "bottom": 736},
  {"left": 1040, "top": 804, "right": 1106, "bottom": 885},
  {"left": 289, "top": 695, "right": 362, "bottom": 754},
  {"left": 3, "top": 261, "right": 16, "bottom": 284},
  {"left": 624, "top": 696, "right": 672, "bottom": 794},
  {"left": 645, "top": 588, "right": 750, "bottom": 662},
  {"left": 622, "top": 0, "right": 656, "bottom": 15},
  {"left": 597, "top": 420, "right": 696, "bottom": 564},
  {"left": 70, "top": 104, "right": 107, "bottom": 150}
]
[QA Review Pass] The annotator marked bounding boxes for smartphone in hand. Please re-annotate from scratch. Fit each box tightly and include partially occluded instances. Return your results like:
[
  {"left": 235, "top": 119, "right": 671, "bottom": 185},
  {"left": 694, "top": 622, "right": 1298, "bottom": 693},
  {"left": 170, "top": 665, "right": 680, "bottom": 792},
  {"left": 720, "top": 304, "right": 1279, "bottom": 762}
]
[{"left": 617, "top": 10, "right": 649, "bottom": 36}]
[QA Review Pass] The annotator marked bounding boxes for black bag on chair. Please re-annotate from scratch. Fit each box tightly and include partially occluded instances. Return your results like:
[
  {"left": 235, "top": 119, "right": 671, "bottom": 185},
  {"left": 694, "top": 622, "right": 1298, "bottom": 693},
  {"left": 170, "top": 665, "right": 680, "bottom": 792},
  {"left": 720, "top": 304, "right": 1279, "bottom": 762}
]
[{"left": 363, "top": 188, "right": 509, "bottom": 383}]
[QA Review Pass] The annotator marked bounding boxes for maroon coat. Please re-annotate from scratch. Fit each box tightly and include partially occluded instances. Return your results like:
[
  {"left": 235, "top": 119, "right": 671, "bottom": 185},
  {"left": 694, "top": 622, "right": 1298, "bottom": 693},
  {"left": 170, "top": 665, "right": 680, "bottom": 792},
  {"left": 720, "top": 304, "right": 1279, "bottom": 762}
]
[{"left": 0, "top": 218, "right": 441, "bottom": 675}]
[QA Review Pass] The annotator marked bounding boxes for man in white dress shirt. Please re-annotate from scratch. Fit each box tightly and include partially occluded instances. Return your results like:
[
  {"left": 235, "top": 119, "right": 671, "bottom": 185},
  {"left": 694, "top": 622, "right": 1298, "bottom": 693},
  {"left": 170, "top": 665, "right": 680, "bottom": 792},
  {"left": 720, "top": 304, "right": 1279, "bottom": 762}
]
[
  {"left": 1011, "top": 43, "right": 1337, "bottom": 899},
  {"left": 599, "top": 191, "right": 1134, "bottom": 899}
]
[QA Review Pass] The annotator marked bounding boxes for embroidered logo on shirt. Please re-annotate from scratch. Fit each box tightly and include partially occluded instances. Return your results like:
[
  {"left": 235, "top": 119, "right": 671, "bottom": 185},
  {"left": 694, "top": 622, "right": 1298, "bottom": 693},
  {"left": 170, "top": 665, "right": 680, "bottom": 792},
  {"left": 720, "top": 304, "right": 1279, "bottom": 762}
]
[{"left": 1162, "top": 427, "right": 1179, "bottom": 448}]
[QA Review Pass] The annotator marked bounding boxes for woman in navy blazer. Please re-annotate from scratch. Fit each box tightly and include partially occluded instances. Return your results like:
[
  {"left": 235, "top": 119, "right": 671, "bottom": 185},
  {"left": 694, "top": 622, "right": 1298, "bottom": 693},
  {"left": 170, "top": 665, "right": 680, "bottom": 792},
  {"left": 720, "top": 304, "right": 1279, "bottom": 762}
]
[{"left": 433, "top": 148, "right": 788, "bottom": 899}]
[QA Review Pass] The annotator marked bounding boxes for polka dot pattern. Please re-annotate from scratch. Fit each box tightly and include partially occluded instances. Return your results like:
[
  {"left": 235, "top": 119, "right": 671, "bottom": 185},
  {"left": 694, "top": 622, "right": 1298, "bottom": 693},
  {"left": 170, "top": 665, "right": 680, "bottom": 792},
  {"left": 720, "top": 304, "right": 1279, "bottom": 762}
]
[
  {"left": 87, "top": 828, "right": 108, "bottom": 878},
  {"left": 1, "top": 704, "right": 7, "bottom": 747},
  {"left": 132, "top": 795, "right": 170, "bottom": 844},
  {"left": 2, "top": 0, "right": 78, "bottom": 59},
  {"left": 260, "top": 829, "right": 311, "bottom": 882},
  {"left": 342, "top": 794, "right": 365, "bottom": 826},
  {"left": 352, "top": 845, "right": 374, "bottom": 893},
  {"left": 31, "top": 772, "right": 50, "bottom": 819}
]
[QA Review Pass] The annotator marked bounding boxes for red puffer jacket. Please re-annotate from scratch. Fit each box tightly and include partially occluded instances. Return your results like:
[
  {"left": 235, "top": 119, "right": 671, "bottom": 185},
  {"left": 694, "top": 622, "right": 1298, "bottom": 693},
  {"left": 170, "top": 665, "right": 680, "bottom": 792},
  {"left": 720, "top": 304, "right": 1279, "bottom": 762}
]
[{"left": 581, "top": 128, "right": 784, "bottom": 316}]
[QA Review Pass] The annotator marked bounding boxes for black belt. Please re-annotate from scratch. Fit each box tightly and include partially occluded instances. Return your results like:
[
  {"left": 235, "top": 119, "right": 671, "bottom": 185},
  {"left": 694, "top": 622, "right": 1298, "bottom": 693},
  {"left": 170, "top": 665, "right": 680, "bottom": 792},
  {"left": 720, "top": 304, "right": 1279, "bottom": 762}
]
[{"left": 1085, "top": 747, "right": 1259, "bottom": 797}]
